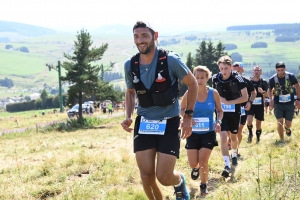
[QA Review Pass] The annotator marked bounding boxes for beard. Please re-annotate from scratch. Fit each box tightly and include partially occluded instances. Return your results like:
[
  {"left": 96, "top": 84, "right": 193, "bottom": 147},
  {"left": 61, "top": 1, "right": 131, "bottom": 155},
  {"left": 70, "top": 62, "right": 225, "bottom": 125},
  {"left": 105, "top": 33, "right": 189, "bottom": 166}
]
[{"left": 137, "top": 39, "right": 155, "bottom": 54}]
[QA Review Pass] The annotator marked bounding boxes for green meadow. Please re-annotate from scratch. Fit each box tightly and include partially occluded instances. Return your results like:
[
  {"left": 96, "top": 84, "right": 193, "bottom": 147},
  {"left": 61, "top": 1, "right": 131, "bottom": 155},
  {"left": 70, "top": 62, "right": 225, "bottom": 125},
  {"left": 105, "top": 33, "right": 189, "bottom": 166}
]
[{"left": 0, "top": 29, "right": 300, "bottom": 98}]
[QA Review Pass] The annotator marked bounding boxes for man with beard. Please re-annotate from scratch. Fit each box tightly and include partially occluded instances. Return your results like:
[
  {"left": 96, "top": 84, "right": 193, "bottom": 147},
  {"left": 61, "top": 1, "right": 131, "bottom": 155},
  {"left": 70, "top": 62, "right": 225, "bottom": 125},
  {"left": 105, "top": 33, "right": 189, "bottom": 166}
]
[
  {"left": 246, "top": 66, "right": 268, "bottom": 143},
  {"left": 267, "top": 62, "right": 300, "bottom": 141},
  {"left": 121, "top": 21, "right": 198, "bottom": 200}
]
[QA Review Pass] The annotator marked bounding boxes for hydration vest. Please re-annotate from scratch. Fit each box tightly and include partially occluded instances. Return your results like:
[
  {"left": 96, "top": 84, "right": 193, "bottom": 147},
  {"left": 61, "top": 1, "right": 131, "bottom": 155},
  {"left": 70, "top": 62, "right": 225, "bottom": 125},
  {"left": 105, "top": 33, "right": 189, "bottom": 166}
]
[
  {"left": 273, "top": 73, "right": 293, "bottom": 96},
  {"left": 130, "top": 49, "right": 179, "bottom": 108},
  {"left": 250, "top": 77, "right": 267, "bottom": 94},
  {"left": 215, "top": 71, "right": 241, "bottom": 100}
]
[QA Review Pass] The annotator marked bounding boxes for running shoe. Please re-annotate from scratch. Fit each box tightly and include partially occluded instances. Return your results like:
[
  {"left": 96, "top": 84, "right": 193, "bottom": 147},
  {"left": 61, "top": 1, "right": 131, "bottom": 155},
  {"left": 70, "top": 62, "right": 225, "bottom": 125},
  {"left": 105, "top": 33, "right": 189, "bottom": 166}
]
[
  {"left": 200, "top": 183, "right": 209, "bottom": 197},
  {"left": 227, "top": 138, "right": 231, "bottom": 150},
  {"left": 174, "top": 173, "right": 190, "bottom": 200},
  {"left": 191, "top": 168, "right": 200, "bottom": 180},
  {"left": 237, "top": 149, "right": 241, "bottom": 158},
  {"left": 232, "top": 157, "right": 238, "bottom": 166},
  {"left": 285, "top": 128, "right": 292, "bottom": 137},
  {"left": 221, "top": 166, "right": 231, "bottom": 178}
]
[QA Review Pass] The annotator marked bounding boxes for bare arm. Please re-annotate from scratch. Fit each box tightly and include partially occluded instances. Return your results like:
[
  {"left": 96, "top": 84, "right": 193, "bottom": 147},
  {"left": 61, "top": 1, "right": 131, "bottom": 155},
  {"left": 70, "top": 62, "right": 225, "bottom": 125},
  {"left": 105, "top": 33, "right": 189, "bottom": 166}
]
[
  {"left": 121, "top": 88, "right": 136, "bottom": 132},
  {"left": 213, "top": 89, "right": 223, "bottom": 121},
  {"left": 213, "top": 89, "right": 223, "bottom": 133},
  {"left": 181, "top": 70, "right": 198, "bottom": 111},
  {"left": 267, "top": 88, "right": 274, "bottom": 109},
  {"left": 245, "top": 89, "right": 257, "bottom": 111},
  {"left": 180, "top": 70, "right": 198, "bottom": 139},
  {"left": 125, "top": 88, "right": 136, "bottom": 119},
  {"left": 180, "top": 90, "right": 188, "bottom": 117},
  {"left": 294, "top": 82, "right": 300, "bottom": 109}
]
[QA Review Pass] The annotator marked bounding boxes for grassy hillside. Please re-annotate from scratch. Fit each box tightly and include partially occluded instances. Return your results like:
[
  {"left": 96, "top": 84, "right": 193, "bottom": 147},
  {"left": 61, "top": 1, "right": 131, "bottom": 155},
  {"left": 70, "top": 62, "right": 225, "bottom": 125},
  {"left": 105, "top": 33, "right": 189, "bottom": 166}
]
[
  {"left": 0, "top": 111, "right": 299, "bottom": 199},
  {"left": 0, "top": 29, "right": 300, "bottom": 98}
]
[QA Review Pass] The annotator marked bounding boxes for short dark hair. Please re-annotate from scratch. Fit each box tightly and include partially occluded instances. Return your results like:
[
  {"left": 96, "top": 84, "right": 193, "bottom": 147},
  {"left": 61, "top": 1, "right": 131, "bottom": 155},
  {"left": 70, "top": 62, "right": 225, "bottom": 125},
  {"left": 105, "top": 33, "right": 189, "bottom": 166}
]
[
  {"left": 275, "top": 62, "right": 285, "bottom": 69},
  {"left": 133, "top": 21, "right": 155, "bottom": 35}
]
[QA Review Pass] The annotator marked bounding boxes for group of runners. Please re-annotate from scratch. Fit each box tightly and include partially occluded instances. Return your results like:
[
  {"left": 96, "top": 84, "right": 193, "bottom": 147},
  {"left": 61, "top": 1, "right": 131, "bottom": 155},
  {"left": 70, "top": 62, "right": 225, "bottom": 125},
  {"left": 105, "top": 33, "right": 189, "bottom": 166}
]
[{"left": 121, "top": 21, "right": 300, "bottom": 199}]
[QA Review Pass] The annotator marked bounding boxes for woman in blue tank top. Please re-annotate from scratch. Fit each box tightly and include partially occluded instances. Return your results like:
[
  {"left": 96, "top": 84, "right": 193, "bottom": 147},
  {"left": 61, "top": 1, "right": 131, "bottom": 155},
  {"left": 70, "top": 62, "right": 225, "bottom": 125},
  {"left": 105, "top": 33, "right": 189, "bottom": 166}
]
[{"left": 181, "top": 65, "right": 223, "bottom": 197}]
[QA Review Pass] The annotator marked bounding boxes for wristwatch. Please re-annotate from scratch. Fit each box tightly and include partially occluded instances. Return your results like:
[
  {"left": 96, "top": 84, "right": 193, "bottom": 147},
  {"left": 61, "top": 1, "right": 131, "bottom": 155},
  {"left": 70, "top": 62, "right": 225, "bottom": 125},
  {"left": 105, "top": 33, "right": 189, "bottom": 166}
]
[
  {"left": 217, "top": 119, "right": 222, "bottom": 125},
  {"left": 184, "top": 110, "right": 194, "bottom": 117}
]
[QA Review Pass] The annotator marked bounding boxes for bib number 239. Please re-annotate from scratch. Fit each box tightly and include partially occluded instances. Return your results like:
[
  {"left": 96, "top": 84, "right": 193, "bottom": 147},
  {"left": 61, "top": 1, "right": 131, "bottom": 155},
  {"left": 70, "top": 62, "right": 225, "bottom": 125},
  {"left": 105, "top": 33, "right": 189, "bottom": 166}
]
[{"left": 138, "top": 116, "right": 167, "bottom": 135}]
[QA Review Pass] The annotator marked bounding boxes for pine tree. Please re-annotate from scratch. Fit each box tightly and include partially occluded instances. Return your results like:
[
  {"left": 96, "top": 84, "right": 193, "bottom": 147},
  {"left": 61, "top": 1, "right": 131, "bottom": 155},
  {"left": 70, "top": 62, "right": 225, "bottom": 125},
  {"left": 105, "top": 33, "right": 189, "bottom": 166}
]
[
  {"left": 61, "top": 29, "right": 108, "bottom": 123},
  {"left": 179, "top": 52, "right": 194, "bottom": 97}
]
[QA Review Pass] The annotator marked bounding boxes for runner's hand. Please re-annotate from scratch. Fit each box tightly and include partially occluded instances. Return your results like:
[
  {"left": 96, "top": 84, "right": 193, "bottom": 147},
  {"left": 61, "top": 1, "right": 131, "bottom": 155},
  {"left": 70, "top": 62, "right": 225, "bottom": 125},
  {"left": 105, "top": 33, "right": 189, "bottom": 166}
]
[
  {"left": 121, "top": 118, "right": 133, "bottom": 132},
  {"left": 244, "top": 102, "right": 251, "bottom": 111},
  {"left": 214, "top": 123, "right": 221, "bottom": 133},
  {"left": 180, "top": 116, "right": 193, "bottom": 139}
]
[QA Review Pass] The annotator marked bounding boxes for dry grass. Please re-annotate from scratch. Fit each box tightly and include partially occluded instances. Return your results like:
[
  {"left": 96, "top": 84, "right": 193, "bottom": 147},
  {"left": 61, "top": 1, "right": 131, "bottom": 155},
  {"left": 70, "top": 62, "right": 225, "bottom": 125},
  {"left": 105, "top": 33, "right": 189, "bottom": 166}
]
[{"left": 0, "top": 111, "right": 299, "bottom": 199}]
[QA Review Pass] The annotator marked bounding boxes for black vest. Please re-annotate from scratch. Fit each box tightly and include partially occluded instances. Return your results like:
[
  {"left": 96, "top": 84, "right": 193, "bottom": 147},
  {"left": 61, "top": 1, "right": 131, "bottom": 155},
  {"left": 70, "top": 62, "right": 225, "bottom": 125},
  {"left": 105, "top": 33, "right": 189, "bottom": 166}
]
[
  {"left": 130, "top": 49, "right": 179, "bottom": 108},
  {"left": 215, "top": 72, "right": 242, "bottom": 100}
]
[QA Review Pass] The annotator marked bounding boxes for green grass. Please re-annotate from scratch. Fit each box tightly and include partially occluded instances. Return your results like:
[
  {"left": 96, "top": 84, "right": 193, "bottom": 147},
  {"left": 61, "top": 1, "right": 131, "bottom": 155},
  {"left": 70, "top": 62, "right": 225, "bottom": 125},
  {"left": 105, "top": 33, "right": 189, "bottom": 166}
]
[{"left": 0, "top": 110, "right": 299, "bottom": 199}]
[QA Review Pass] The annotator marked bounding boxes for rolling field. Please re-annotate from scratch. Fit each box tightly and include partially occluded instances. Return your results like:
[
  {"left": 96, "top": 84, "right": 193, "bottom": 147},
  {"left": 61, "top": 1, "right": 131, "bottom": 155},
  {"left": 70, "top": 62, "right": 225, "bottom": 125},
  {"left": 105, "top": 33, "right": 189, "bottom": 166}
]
[{"left": 0, "top": 29, "right": 300, "bottom": 98}]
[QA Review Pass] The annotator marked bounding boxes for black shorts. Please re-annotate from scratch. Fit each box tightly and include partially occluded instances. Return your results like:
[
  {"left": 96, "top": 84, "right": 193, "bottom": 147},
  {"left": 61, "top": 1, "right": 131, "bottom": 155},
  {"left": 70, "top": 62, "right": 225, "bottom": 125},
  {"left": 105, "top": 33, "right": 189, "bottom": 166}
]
[
  {"left": 221, "top": 112, "right": 240, "bottom": 134},
  {"left": 133, "top": 115, "right": 181, "bottom": 158},
  {"left": 265, "top": 102, "right": 269, "bottom": 107},
  {"left": 246, "top": 105, "right": 264, "bottom": 121},
  {"left": 240, "top": 114, "right": 247, "bottom": 125},
  {"left": 185, "top": 131, "right": 218, "bottom": 150}
]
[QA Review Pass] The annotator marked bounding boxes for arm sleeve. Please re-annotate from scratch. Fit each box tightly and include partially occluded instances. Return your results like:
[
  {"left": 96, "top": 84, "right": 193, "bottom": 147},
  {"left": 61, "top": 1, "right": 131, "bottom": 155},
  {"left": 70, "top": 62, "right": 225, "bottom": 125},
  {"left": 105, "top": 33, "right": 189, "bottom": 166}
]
[
  {"left": 167, "top": 52, "right": 189, "bottom": 80},
  {"left": 289, "top": 74, "right": 298, "bottom": 85},
  {"left": 268, "top": 78, "right": 274, "bottom": 90},
  {"left": 246, "top": 79, "right": 255, "bottom": 92},
  {"left": 124, "top": 59, "right": 134, "bottom": 89},
  {"left": 236, "top": 74, "right": 247, "bottom": 90}
]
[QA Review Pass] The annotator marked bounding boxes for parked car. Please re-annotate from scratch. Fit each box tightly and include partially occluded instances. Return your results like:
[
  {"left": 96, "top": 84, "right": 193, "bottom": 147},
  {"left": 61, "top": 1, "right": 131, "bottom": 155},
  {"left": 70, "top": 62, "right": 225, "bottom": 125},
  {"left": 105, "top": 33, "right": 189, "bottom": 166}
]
[{"left": 67, "top": 104, "right": 88, "bottom": 118}]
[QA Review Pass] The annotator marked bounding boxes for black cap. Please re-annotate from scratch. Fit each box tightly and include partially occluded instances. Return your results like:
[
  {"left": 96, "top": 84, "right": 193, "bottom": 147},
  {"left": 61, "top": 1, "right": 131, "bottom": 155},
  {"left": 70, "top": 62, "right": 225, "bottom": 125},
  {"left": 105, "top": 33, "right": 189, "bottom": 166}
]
[{"left": 275, "top": 62, "right": 285, "bottom": 68}]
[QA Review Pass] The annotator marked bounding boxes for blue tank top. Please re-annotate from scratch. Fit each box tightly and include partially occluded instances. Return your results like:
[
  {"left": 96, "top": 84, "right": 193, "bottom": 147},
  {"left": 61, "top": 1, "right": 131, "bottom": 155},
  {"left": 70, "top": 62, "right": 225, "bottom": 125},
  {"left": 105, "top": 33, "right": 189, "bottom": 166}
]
[{"left": 192, "top": 87, "right": 215, "bottom": 134}]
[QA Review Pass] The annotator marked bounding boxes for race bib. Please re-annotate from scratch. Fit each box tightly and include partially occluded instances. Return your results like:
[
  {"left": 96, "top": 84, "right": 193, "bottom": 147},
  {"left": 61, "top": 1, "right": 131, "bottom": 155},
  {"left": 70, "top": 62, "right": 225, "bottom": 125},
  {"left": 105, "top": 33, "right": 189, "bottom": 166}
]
[
  {"left": 279, "top": 94, "right": 291, "bottom": 103},
  {"left": 253, "top": 97, "right": 262, "bottom": 105},
  {"left": 265, "top": 98, "right": 270, "bottom": 103},
  {"left": 222, "top": 103, "right": 235, "bottom": 112},
  {"left": 138, "top": 116, "right": 167, "bottom": 135},
  {"left": 192, "top": 117, "right": 209, "bottom": 131},
  {"left": 241, "top": 106, "right": 245, "bottom": 116}
]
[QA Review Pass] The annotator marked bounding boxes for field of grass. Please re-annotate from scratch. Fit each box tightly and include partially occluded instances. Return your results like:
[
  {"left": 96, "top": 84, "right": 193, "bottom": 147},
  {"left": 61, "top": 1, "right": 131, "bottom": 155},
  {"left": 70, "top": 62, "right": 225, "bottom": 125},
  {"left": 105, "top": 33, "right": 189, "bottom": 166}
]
[
  {"left": 0, "top": 109, "right": 299, "bottom": 199},
  {"left": 1, "top": 29, "right": 300, "bottom": 99}
]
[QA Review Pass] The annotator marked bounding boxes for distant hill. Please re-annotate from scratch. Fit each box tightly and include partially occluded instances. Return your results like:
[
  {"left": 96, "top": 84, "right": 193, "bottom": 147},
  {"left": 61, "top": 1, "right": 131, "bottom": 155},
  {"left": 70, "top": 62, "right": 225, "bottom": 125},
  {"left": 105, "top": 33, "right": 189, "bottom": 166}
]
[
  {"left": 0, "top": 20, "right": 56, "bottom": 37},
  {"left": 227, "top": 23, "right": 300, "bottom": 32},
  {"left": 91, "top": 24, "right": 132, "bottom": 36}
]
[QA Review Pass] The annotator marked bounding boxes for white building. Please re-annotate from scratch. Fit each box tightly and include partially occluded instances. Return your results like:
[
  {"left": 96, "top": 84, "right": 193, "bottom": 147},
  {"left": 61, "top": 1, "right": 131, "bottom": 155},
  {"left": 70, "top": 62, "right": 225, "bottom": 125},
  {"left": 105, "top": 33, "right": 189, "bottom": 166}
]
[{"left": 29, "top": 93, "right": 40, "bottom": 100}]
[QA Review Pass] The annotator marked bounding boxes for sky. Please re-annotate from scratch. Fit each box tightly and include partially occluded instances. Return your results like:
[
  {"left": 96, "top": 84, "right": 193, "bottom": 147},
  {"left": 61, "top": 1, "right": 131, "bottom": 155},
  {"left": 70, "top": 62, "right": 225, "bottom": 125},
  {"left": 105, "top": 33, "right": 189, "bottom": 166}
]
[{"left": 1, "top": 0, "right": 300, "bottom": 33}]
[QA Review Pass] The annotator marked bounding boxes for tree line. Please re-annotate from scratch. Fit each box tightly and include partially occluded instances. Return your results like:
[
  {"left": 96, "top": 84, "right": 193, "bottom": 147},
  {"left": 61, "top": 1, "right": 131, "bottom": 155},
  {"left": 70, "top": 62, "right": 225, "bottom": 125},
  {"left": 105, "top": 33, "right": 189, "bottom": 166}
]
[
  {"left": 0, "top": 77, "right": 14, "bottom": 88},
  {"left": 179, "top": 40, "right": 227, "bottom": 95},
  {"left": 5, "top": 44, "right": 29, "bottom": 52}
]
